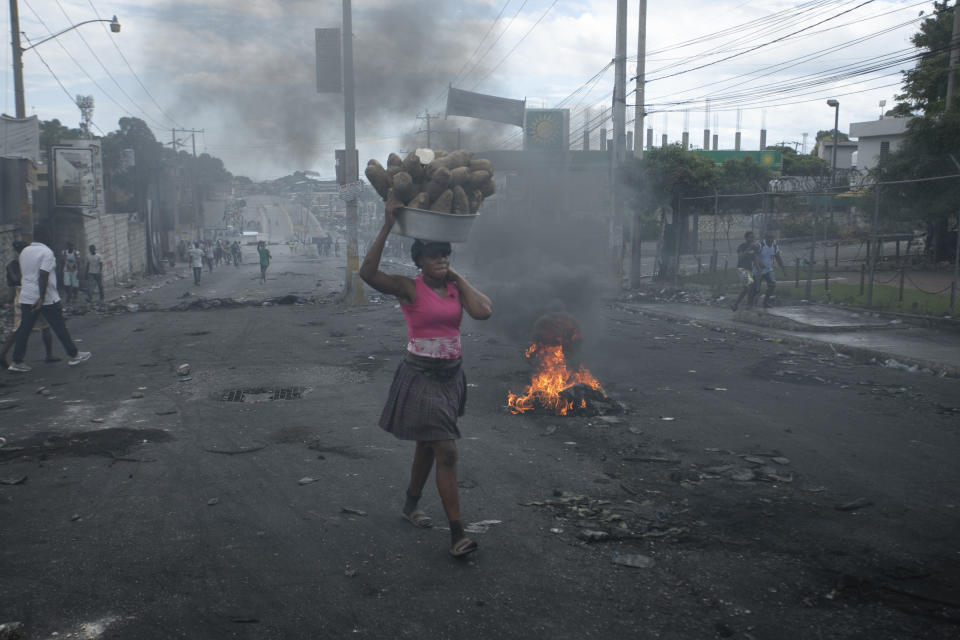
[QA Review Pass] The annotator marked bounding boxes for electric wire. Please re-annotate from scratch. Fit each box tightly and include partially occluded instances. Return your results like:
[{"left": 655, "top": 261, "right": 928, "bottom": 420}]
[
  {"left": 51, "top": 0, "right": 168, "bottom": 131},
  {"left": 85, "top": 0, "right": 183, "bottom": 128},
  {"left": 21, "top": 0, "right": 138, "bottom": 130},
  {"left": 470, "top": 0, "right": 560, "bottom": 91},
  {"left": 460, "top": 0, "right": 530, "bottom": 89},
  {"left": 646, "top": 0, "right": 877, "bottom": 83},
  {"left": 19, "top": 34, "right": 105, "bottom": 135}
]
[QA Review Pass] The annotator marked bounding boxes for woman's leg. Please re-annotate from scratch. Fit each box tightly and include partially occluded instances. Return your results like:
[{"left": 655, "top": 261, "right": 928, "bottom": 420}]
[
  {"left": 407, "top": 441, "right": 434, "bottom": 498},
  {"left": 432, "top": 439, "right": 472, "bottom": 549}
]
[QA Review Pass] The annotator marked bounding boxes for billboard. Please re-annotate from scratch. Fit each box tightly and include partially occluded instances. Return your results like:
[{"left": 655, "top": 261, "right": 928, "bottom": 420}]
[
  {"left": 524, "top": 109, "right": 569, "bottom": 152},
  {"left": 53, "top": 146, "right": 97, "bottom": 207},
  {"left": 446, "top": 87, "right": 525, "bottom": 127}
]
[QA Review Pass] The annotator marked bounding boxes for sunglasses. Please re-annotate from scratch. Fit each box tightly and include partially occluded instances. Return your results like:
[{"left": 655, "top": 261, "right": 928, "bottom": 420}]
[{"left": 422, "top": 247, "right": 451, "bottom": 259}]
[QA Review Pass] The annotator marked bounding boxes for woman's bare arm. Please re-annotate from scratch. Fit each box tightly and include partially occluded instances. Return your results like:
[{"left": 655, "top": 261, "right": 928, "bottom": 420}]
[
  {"left": 447, "top": 269, "right": 492, "bottom": 320},
  {"left": 359, "top": 196, "right": 416, "bottom": 303}
]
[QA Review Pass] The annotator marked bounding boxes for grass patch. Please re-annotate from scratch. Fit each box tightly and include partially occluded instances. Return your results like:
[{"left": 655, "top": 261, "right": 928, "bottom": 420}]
[{"left": 682, "top": 269, "right": 954, "bottom": 317}]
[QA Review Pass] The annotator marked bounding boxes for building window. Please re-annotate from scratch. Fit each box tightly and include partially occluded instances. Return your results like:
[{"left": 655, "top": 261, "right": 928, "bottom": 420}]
[{"left": 880, "top": 141, "right": 890, "bottom": 156}]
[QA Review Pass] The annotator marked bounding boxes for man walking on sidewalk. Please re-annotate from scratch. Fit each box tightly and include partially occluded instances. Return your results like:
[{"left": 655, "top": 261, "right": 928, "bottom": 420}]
[
  {"left": 188, "top": 243, "right": 204, "bottom": 285},
  {"left": 0, "top": 241, "right": 58, "bottom": 368},
  {"left": 732, "top": 231, "right": 760, "bottom": 312},
  {"left": 756, "top": 231, "right": 787, "bottom": 309},
  {"left": 84, "top": 245, "right": 104, "bottom": 303},
  {"left": 8, "top": 232, "right": 91, "bottom": 372}
]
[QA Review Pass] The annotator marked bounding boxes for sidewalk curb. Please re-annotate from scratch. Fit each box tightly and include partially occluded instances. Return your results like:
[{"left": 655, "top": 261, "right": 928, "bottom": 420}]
[{"left": 613, "top": 302, "right": 958, "bottom": 378}]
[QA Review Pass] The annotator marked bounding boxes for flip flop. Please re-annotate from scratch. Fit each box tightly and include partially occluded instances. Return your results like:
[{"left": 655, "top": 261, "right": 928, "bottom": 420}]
[
  {"left": 402, "top": 510, "right": 432, "bottom": 529},
  {"left": 449, "top": 537, "right": 478, "bottom": 558}
]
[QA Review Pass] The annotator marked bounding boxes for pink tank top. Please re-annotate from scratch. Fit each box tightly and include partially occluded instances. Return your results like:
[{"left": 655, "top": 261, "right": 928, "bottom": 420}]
[{"left": 401, "top": 275, "right": 462, "bottom": 359}]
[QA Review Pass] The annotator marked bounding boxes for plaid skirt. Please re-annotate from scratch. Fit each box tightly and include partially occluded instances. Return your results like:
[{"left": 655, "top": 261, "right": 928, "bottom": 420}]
[{"left": 378, "top": 352, "right": 467, "bottom": 441}]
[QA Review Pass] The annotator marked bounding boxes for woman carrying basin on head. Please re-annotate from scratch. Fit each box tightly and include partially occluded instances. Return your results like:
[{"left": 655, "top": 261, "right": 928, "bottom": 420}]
[{"left": 359, "top": 194, "right": 493, "bottom": 558}]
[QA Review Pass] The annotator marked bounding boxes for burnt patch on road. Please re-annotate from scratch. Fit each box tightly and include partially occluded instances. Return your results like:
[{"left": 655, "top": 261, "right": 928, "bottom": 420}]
[
  {"left": 306, "top": 439, "right": 369, "bottom": 459},
  {"left": 0, "top": 427, "right": 173, "bottom": 461},
  {"left": 218, "top": 387, "right": 308, "bottom": 403}
]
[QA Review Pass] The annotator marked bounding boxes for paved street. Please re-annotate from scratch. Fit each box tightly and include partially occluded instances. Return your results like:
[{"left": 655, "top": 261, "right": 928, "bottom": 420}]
[{"left": 1, "top": 246, "right": 959, "bottom": 639}]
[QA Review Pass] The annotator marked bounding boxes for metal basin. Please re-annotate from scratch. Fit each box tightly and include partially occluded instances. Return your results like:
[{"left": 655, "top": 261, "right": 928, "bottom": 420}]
[{"left": 393, "top": 207, "right": 479, "bottom": 243}]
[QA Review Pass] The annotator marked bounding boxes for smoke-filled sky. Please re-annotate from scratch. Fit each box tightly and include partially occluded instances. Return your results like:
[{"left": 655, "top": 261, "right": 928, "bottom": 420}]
[{"left": 2, "top": 0, "right": 931, "bottom": 179}]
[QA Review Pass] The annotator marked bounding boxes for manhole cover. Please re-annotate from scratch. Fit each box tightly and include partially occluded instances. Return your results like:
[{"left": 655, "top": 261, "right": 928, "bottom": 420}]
[{"left": 218, "top": 387, "right": 308, "bottom": 403}]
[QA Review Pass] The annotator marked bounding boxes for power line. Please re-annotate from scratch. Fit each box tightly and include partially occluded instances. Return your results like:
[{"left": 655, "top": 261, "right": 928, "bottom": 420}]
[
  {"left": 21, "top": 0, "right": 136, "bottom": 129},
  {"left": 50, "top": 0, "right": 168, "bottom": 131},
  {"left": 20, "top": 36, "right": 105, "bottom": 135},
  {"left": 470, "top": 0, "right": 559, "bottom": 91},
  {"left": 647, "top": 0, "right": 877, "bottom": 84},
  {"left": 85, "top": 0, "right": 182, "bottom": 128},
  {"left": 461, "top": 0, "right": 530, "bottom": 89}
]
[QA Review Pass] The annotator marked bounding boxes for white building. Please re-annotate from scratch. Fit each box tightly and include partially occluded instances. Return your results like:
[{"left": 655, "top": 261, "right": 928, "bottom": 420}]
[
  {"left": 848, "top": 116, "right": 913, "bottom": 173},
  {"left": 816, "top": 139, "right": 858, "bottom": 170}
]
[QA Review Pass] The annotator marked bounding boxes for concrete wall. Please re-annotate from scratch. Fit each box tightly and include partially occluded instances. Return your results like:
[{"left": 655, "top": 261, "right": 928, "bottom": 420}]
[
  {"left": 82, "top": 214, "right": 146, "bottom": 286},
  {"left": 0, "top": 223, "right": 18, "bottom": 303},
  {"left": 852, "top": 137, "right": 905, "bottom": 173}
]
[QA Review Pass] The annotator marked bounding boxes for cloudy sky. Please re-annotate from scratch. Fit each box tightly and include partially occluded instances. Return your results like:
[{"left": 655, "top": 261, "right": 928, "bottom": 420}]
[{"left": 1, "top": 0, "right": 934, "bottom": 179}]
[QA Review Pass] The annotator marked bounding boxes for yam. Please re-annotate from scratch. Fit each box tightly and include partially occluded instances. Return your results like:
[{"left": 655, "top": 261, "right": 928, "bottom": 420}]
[
  {"left": 430, "top": 189, "right": 454, "bottom": 213},
  {"left": 452, "top": 185, "right": 469, "bottom": 215},
  {"left": 408, "top": 191, "right": 429, "bottom": 210},
  {"left": 434, "top": 149, "right": 448, "bottom": 158},
  {"left": 479, "top": 177, "right": 496, "bottom": 199},
  {"left": 392, "top": 171, "right": 416, "bottom": 205},
  {"left": 469, "top": 158, "right": 493, "bottom": 173},
  {"left": 425, "top": 167, "right": 451, "bottom": 203},
  {"left": 449, "top": 166, "right": 471, "bottom": 187},
  {"left": 469, "top": 169, "right": 491, "bottom": 189},
  {"left": 468, "top": 189, "right": 483, "bottom": 214},
  {"left": 401, "top": 151, "right": 424, "bottom": 183},
  {"left": 364, "top": 159, "right": 391, "bottom": 200},
  {"left": 387, "top": 153, "right": 402, "bottom": 168},
  {"left": 446, "top": 149, "right": 473, "bottom": 169}
]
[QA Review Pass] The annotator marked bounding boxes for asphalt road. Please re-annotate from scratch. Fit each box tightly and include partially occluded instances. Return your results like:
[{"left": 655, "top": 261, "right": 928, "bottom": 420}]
[{"left": 1, "top": 249, "right": 959, "bottom": 639}]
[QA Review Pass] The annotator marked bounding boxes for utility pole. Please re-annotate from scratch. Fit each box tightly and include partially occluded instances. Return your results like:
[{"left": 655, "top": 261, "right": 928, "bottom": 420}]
[
  {"left": 612, "top": 0, "right": 627, "bottom": 161},
  {"left": 342, "top": 0, "right": 363, "bottom": 304},
  {"left": 9, "top": 0, "right": 25, "bottom": 118},
  {"left": 633, "top": 0, "right": 647, "bottom": 160},
  {"left": 416, "top": 112, "right": 442, "bottom": 148},
  {"left": 946, "top": 0, "right": 960, "bottom": 112},
  {"left": 612, "top": 0, "right": 628, "bottom": 287}
]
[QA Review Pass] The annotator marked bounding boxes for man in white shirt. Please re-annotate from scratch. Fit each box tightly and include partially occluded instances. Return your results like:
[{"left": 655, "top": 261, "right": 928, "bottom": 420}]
[
  {"left": 84, "top": 244, "right": 104, "bottom": 303},
  {"left": 8, "top": 231, "right": 91, "bottom": 372},
  {"left": 187, "top": 242, "right": 204, "bottom": 284}
]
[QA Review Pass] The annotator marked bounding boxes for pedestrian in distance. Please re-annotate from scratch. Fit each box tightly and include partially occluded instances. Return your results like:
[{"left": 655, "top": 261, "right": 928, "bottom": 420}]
[
  {"left": 61, "top": 242, "right": 80, "bottom": 302},
  {"left": 84, "top": 244, "right": 104, "bottom": 303},
  {"left": 334, "top": 237, "right": 340, "bottom": 257},
  {"left": 257, "top": 241, "right": 271, "bottom": 284},
  {"left": 732, "top": 231, "right": 760, "bottom": 312},
  {"left": 756, "top": 230, "right": 787, "bottom": 309},
  {"left": 188, "top": 243, "right": 204, "bottom": 285},
  {"left": 0, "top": 241, "right": 58, "bottom": 368},
  {"left": 359, "top": 195, "right": 493, "bottom": 558},
  {"left": 205, "top": 242, "right": 215, "bottom": 274},
  {"left": 214, "top": 241, "right": 224, "bottom": 266},
  {"left": 231, "top": 241, "right": 241, "bottom": 267},
  {"left": 8, "top": 231, "right": 91, "bottom": 372}
]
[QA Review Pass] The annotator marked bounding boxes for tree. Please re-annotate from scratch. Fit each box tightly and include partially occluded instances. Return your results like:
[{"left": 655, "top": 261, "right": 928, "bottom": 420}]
[
  {"left": 766, "top": 145, "right": 828, "bottom": 176},
  {"left": 894, "top": 1, "right": 956, "bottom": 116},
  {"left": 877, "top": 1, "right": 958, "bottom": 261},
  {"left": 39, "top": 119, "right": 82, "bottom": 149}
]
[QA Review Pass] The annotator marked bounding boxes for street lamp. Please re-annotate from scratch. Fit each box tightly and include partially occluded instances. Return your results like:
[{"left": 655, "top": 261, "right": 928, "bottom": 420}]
[
  {"left": 826, "top": 99, "right": 840, "bottom": 185},
  {"left": 8, "top": 2, "right": 121, "bottom": 118}
]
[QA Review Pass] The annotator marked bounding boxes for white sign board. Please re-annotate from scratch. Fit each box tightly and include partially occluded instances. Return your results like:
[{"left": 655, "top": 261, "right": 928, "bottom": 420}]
[{"left": 338, "top": 180, "right": 364, "bottom": 201}]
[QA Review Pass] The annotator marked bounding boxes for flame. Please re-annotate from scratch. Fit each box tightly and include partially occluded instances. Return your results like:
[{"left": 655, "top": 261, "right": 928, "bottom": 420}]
[{"left": 507, "top": 342, "right": 604, "bottom": 416}]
